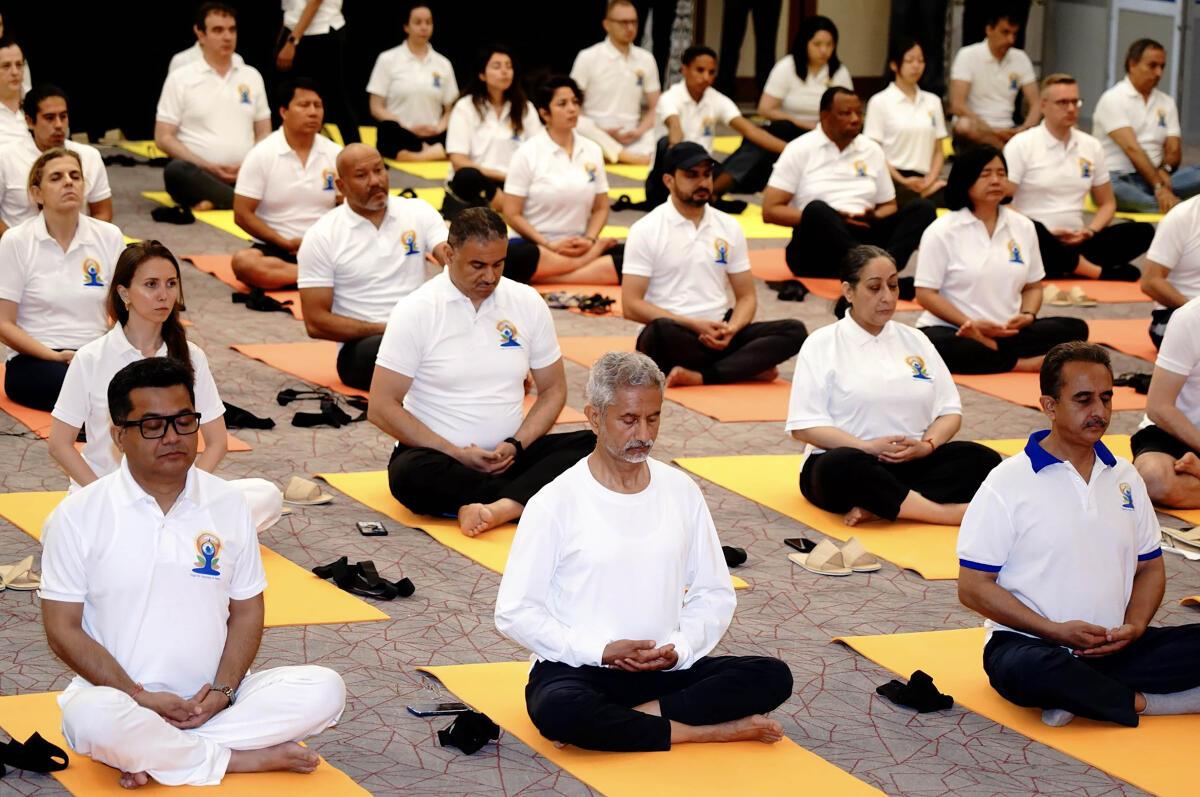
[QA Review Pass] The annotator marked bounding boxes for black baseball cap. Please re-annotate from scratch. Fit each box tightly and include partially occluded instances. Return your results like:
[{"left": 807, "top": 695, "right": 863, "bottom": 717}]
[{"left": 662, "top": 141, "right": 720, "bottom": 173}]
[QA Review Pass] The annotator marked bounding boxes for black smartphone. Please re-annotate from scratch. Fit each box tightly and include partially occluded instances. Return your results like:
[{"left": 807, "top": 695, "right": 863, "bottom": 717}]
[
  {"left": 356, "top": 521, "right": 389, "bottom": 536},
  {"left": 407, "top": 701, "right": 469, "bottom": 717},
  {"left": 784, "top": 538, "right": 815, "bottom": 554}
]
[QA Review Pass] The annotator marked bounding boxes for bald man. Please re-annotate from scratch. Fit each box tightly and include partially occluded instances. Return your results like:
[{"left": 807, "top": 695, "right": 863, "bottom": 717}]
[{"left": 297, "top": 144, "right": 450, "bottom": 390}]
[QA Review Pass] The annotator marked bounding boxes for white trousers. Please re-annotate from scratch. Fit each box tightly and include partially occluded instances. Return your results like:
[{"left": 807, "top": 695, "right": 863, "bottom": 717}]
[
  {"left": 231, "top": 477, "right": 284, "bottom": 532},
  {"left": 59, "top": 665, "right": 345, "bottom": 786},
  {"left": 577, "top": 116, "right": 656, "bottom": 162}
]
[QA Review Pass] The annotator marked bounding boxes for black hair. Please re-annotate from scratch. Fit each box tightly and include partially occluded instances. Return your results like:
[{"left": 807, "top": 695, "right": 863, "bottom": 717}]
[
  {"left": 886, "top": 36, "right": 923, "bottom": 80},
  {"left": 108, "top": 241, "right": 192, "bottom": 373},
  {"left": 107, "top": 357, "right": 196, "bottom": 425},
  {"left": 944, "top": 145, "right": 1006, "bottom": 211},
  {"left": 22, "top": 84, "right": 67, "bottom": 120},
  {"left": 1040, "top": 342, "right": 1112, "bottom": 400},
  {"left": 819, "top": 85, "right": 856, "bottom": 113},
  {"left": 681, "top": 45, "right": 717, "bottom": 66},
  {"left": 275, "top": 76, "right": 323, "bottom": 111},
  {"left": 984, "top": 4, "right": 1022, "bottom": 28},
  {"left": 447, "top": 206, "right": 507, "bottom": 250},
  {"left": 841, "top": 245, "right": 895, "bottom": 285},
  {"left": 461, "top": 44, "right": 529, "bottom": 137},
  {"left": 0, "top": 35, "right": 19, "bottom": 53},
  {"left": 195, "top": 2, "right": 236, "bottom": 30},
  {"left": 534, "top": 75, "right": 583, "bottom": 115},
  {"left": 791, "top": 15, "right": 840, "bottom": 80},
  {"left": 1125, "top": 38, "right": 1165, "bottom": 72}
]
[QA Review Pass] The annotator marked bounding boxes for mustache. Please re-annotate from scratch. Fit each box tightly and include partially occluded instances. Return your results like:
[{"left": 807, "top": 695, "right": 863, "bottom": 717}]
[
  {"left": 1083, "top": 417, "right": 1106, "bottom": 428},
  {"left": 625, "top": 439, "right": 653, "bottom": 451}
]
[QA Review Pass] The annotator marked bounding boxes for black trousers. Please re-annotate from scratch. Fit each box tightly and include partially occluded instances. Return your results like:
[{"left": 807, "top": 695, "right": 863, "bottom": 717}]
[
  {"left": 800, "top": 441, "right": 1000, "bottom": 520},
  {"left": 635, "top": 318, "right": 808, "bottom": 384},
  {"left": 1130, "top": 423, "right": 1196, "bottom": 460},
  {"left": 1149, "top": 307, "right": 1174, "bottom": 349},
  {"left": 163, "top": 159, "right": 234, "bottom": 210},
  {"left": 718, "top": 120, "right": 806, "bottom": 194},
  {"left": 388, "top": 429, "right": 596, "bottom": 516},
  {"left": 504, "top": 241, "right": 626, "bottom": 285},
  {"left": 277, "top": 26, "right": 358, "bottom": 144},
  {"left": 921, "top": 318, "right": 1088, "bottom": 374},
  {"left": 786, "top": 199, "right": 936, "bottom": 277},
  {"left": 893, "top": 170, "right": 945, "bottom": 209},
  {"left": 984, "top": 625, "right": 1200, "bottom": 727},
  {"left": 335, "top": 335, "right": 382, "bottom": 391},
  {"left": 1033, "top": 220, "right": 1154, "bottom": 279},
  {"left": 376, "top": 121, "right": 445, "bottom": 157},
  {"left": 715, "top": 0, "right": 782, "bottom": 95},
  {"left": 632, "top": 0, "right": 676, "bottom": 82},
  {"left": 4, "top": 353, "right": 69, "bottom": 411},
  {"left": 526, "top": 655, "right": 793, "bottom": 752}
]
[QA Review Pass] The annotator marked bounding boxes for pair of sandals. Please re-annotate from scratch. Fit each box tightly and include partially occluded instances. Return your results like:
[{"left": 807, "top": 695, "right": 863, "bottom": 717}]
[
  {"left": 312, "top": 556, "right": 415, "bottom": 601},
  {"left": 789, "top": 537, "right": 880, "bottom": 577},
  {"left": 0, "top": 731, "right": 69, "bottom": 778},
  {"left": 542, "top": 292, "right": 616, "bottom": 315},
  {"left": 1043, "top": 283, "right": 1096, "bottom": 307},
  {"left": 0, "top": 556, "right": 39, "bottom": 592}
]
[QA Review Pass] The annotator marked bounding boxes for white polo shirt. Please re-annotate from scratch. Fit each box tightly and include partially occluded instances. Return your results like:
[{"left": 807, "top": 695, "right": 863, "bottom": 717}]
[
  {"left": 445, "top": 97, "right": 542, "bottom": 177},
  {"left": 0, "top": 214, "right": 123, "bottom": 358},
  {"left": 167, "top": 43, "right": 245, "bottom": 74},
  {"left": 787, "top": 316, "right": 960, "bottom": 454},
  {"left": 623, "top": 201, "right": 749, "bottom": 321},
  {"left": 762, "top": 56, "right": 854, "bottom": 127},
  {"left": 0, "top": 103, "right": 25, "bottom": 148},
  {"left": 504, "top": 131, "right": 608, "bottom": 240},
  {"left": 950, "top": 42, "right": 1036, "bottom": 129},
  {"left": 40, "top": 460, "right": 266, "bottom": 698},
  {"left": 570, "top": 38, "right": 660, "bottom": 130},
  {"left": 863, "top": 82, "right": 947, "bottom": 174},
  {"left": 915, "top": 207, "right": 1044, "bottom": 329},
  {"left": 767, "top": 126, "right": 894, "bottom": 215},
  {"left": 376, "top": 271, "right": 561, "bottom": 451},
  {"left": 297, "top": 195, "right": 448, "bottom": 324},
  {"left": 366, "top": 42, "right": 458, "bottom": 129},
  {"left": 1093, "top": 77, "right": 1180, "bottom": 175},
  {"left": 52, "top": 326, "right": 224, "bottom": 481},
  {"left": 1005, "top": 124, "right": 1110, "bottom": 231},
  {"left": 0, "top": 138, "right": 112, "bottom": 227},
  {"left": 654, "top": 82, "right": 741, "bottom": 156},
  {"left": 1145, "top": 196, "right": 1200, "bottom": 308},
  {"left": 958, "top": 430, "right": 1161, "bottom": 643},
  {"left": 155, "top": 58, "right": 270, "bottom": 166},
  {"left": 282, "top": 0, "right": 344, "bottom": 33},
  {"left": 234, "top": 128, "right": 341, "bottom": 242},
  {"left": 1146, "top": 296, "right": 1200, "bottom": 427}
]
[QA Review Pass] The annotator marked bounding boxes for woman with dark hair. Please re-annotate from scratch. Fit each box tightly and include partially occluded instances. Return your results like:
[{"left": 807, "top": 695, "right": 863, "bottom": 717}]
[
  {"left": 864, "top": 37, "right": 948, "bottom": 207},
  {"left": 444, "top": 44, "right": 541, "bottom": 213},
  {"left": 788, "top": 245, "right": 1000, "bottom": 528},
  {"left": 914, "top": 146, "right": 1088, "bottom": 374},
  {"left": 48, "top": 240, "right": 282, "bottom": 530},
  {"left": 502, "top": 76, "right": 622, "bottom": 285}
]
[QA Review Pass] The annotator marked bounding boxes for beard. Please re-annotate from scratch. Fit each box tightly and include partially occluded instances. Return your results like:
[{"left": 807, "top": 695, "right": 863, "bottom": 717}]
[{"left": 605, "top": 437, "right": 654, "bottom": 463}]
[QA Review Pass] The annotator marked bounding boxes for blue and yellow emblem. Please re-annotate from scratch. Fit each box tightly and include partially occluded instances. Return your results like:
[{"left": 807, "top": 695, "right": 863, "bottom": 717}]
[
  {"left": 1156, "top": 109, "right": 1167, "bottom": 128},
  {"left": 702, "top": 116, "right": 715, "bottom": 137},
  {"left": 634, "top": 69, "right": 645, "bottom": 88},
  {"left": 432, "top": 71, "right": 442, "bottom": 89},
  {"left": 713, "top": 237, "right": 730, "bottom": 265},
  {"left": 82, "top": 258, "right": 104, "bottom": 287},
  {"left": 400, "top": 229, "right": 419, "bottom": 256},
  {"left": 928, "top": 110, "right": 936, "bottom": 127},
  {"left": 852, "top": 160, "right": 868, "bottom": 177},
  {"left": 1006, "top": 239, "right": 1024, "bottom": 265},
  {"left": 584, "top": 162, "right": 598, "bottom": 183},
  {"left": 497, "top": 320, "right": 521, "bottom": 348},
  {"left": 1119, "top": 482, "right": 1134, "bottom": 511},
  {"left": 321, "top": 168, "right": 335, "bottom": 191},
  {"left": 236, "top": 84, "right": 251, "bottom": 104},
  {"left": 906, "top": 355, "right": 932, "bottom": 381},
  {"left": 192, "top": 532, "right": 222, "bottom": 577},
  {"left": 1078, "top": 158, "right": 1092, "bottom": 179},
  {"left": 1008, "top": 73, "right": 1019, "bottom": 91}
]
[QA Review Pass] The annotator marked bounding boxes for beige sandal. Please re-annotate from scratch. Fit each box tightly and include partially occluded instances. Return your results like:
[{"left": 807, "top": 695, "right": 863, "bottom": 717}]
[
  {"left": 1161, "top": 526, "right": 1200, "bottom": 551},
  {"left": 0, "top": 555, "right": 39, "bottom": 591},
  {"left": 839, "top": 537, "right": 882, "bottom": 572},
  {"left": 1043, "top": 283, "right": 1070, "bottom": 306},
  {"left": 283, "top": 476, "right": 334, "bottom": 506},
  {"left": 788, "top": 539, "right": 852, "bottom": 576},
  {"left": 1068, "top": 286, "right": 1097, "bottom": 307}
]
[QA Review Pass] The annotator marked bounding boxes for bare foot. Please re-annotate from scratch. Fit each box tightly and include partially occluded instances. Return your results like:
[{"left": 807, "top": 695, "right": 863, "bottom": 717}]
[
  {"left": 192, "top": 200, "right": 214, "bottom": 212},
  {"left": 752, "top": 367, "right": 779, "bottom": 383},
  {"left": 228, "top": 742, "right": 319, "bottom": 775},
  {"left": 666, "top": 366, "right": 703, "bottom": 387},
  {"left": 119, "top": 771, "right": 150, "bottom": 790},
  {"left": 458, "top": 503, "right": 494, "bottom": 537},
  {"left": 844, "top": 507, "right": 880, "bottom": 526},
  {"left": 676, "top": 714, "right": 785, "bottom": 744},
  {"left": 1175, "top": 452, "right": 1200, "bottom": 478},
  {"left": 617, "top": 150, "right": 651, "bottom": 165}
]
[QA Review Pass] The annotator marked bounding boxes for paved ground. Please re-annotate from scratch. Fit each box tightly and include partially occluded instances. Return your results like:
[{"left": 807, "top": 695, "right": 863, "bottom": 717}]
[{"left": 0, "top": 145, "right": 1194, "bottom": 797}]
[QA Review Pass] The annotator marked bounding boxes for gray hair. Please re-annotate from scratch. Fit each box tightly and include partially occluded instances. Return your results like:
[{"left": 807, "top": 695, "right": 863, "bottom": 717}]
[
  {"left": 585, "top": 351, "right": 665, "bottom": 415},
  {"left": 447, "top": 206, "right": 507, "bottom": 250}
]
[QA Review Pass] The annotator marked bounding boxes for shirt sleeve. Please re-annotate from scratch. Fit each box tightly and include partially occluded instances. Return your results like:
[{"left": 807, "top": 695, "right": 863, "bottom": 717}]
[
  {"left": 1003, "top": 135, "right": 1027, "bottom": 185},
  {"left": 1090, "top": 140, "right": 1110, "bottom": 187},
  {"left": 765, "top": 140, "right": 801, "bottom": 193},
  {"left": 155, "top": 71, "right": 183, "bottom": 125},
  {"left": 190, "top": 345, "right": 226, "bottom": 424},
  {"left": 725, "top": 224, "right": 750, "bottom": 275},
  {"left": 655, "top": 88, "right": 679, "bottom": 124},
  {"left": 84, "top": 149, "right": 112, "bottom": 203},
  {"left": 784, "top": 342, "right": 834, "bottom": 431},
  {"left": 365, "top": 52, "right": 390, "bottom": 96},
  {"left": 1154, "top": 303, "right": 1199, "bottom": 376},
  {"left": 642, "top": 51, "right": 661, "bottom": 94},
  {"left": 441, "top": 64, "right": 459, "bottom": 106},
  {"left": 1131, "top": 471, "right": 1162, "bottom": 560},
  {"left": 1015, "top": 50, "right": 1036, "bottom": 87},
  {"left": 0, "top": 232, "right": 26, "bottom": 303},
  {"left": 525, "top": 292, "right": 562, "bottom": 370},
  {"left": 956, "top": 481, "right": 1014, "bottom": 571},
  {"left": 233, "top": 142, "right": 267, "bottom": 200},
  {"left": 863, "top": 94, "right": 886, "bottom": 144},
  {"left": 831, "top": 65, "right": 854, "bottom": 90},
  {"left": 1091, "top": 91, "right": 1128, "bottom": 136},
  {"left": 415, "top": 199, "right": 449, "bottom": 248},
  {"left": 921, "top": 333, "right": 963, "bottom": 420},
  {"left": 444, "top": 99, "right": 473, "bottom": 156},
  {"left": 1145, "top": 209, "right": 1182, "bottom": 269},
  {"left": 251, "top": 71, "right": 270, "bottom": 122},
  {"left": 502, "top": 143, "right": 533, "bottom": 198},
  {"left": 932, "top": 98, "right": 948, "bottom": 139},
  {"left": 295, "top": 221, "right": 336, "bottom": 288},
  {"left": 39, "top": 502, "right": 89, "bottom": 602},
  {"left": 568, "top": 50, "right": 588, "bottom": 89},
  {"left": 1024, "top": 219, "right": 1046, "bottom": 282},
  {"left": 717, "top": 93, "right": 741, "bottom": 126},
  {"left": 620, "top": 217, "right": 655, "bottom": 278},
  {"left": 949, "top": 47, "right": 972, "bottom": 83},
  {"left": 375, "top": 295, "right": 426, "bottom": 376},
  {"left": 50, "top": 350, "right": 91, "bottom": 428},
  {"left": 872, "top": 147, "right": 896, "bottom": 204},
  {"left": 914, "top": 221, "right": 949, "bottom": 289},
  {"left": 1164, "top": 97, "right": 1182, "bottom": 138},
  {"left": 226, "top": 503, "right": 267, "bottom": 601},
  {"left": 592, "top": 145, "right": 610, "bottom": 194},
  {"left": 762, "top": 58, "right": 793, "bottom": 99}
]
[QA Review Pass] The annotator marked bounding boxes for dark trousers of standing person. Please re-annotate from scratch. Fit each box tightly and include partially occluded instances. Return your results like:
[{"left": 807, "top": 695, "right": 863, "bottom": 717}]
[
  {"left": 715, "top": 0, "right": 782, "bottom": 96},
  {"left": 633, "top": 0, "right": 677, "bottom": 82},
  {"left": 335, "top": 335, "right": 382, "bottom": 391},
  {"left": 526, "top": 655, "right": 793, "bottom": 752},
  {"left": 920, "top": 318, "right": 1088, "bottom": 374},
  {"left": 785, "top": 199, "right": 936, "bottom": 277},
  {"left": 636, "top": 318, "right": 808, "bottom": 384},
  {"left": 163, "top": 160, "right": 235, "bottom": 210},
  {"left": 984, "top": 625, "right": 1200, "bottom": 727},
  {"left": 4, "top": 353, "right": 69, "bottom": 411},
  {"left": 388, "top": 430, "right": 596, "bottom": 517},
  {"left": 800, "top": 441, "right": 1001, "bottom": 519},
  {"left": 376, "top": 122, "right": 445, "bottom": 158},
  {"left": 889, "top": 0, "right": 950, "bottom": 97},
  {"left": 719, "top": 120, "right": 806, "bottom": 195},
  {"left": 1033, "top": 220, "right": 1153, "bottom": 280},
  {"left": 277, "top": 26, "right": 359, "bottom": 144}
]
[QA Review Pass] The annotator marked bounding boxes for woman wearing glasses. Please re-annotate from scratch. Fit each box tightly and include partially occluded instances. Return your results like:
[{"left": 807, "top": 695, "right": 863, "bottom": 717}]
[{"left": 48, "top": 240, "right": 282, "bottom": 530}]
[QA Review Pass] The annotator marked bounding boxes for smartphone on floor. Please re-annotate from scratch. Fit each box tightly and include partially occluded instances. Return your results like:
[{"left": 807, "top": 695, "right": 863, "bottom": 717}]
[
  {"left": 784, "top": 538, "right": 815, "bottom": 554},
  {"left": 356, "top": 521, "right": 388, "bottom": 536},
  {"left": 407, "top": 702, "right": 469, "bottom": 717}
]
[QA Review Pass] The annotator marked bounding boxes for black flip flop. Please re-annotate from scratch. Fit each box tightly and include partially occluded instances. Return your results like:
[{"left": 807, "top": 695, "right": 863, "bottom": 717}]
[
  {"left": 722, "top": 546, "right": 747, "bottom": 568},
  {"left": 0, "top": 732, "right": 69, "bottom": 773},
  {"left": 341, "top": 561, "right": 398, "bottom": 600},
  {"left": 311, "top": 556, "right": 349, "bottom": 581}
]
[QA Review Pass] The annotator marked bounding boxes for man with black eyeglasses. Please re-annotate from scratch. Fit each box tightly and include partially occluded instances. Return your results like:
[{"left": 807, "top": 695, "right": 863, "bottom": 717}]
[{"left": 40, "top": 357, "right": 346, "bottom": 789}]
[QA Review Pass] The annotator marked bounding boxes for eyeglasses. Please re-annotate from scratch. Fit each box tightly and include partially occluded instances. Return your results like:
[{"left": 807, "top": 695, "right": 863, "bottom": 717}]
[
  {"left": 1050, "top": 98, "right": 1084, "bottom": 109},
  {"left": 606, "top": 17, "right": 638, "bottom": 26},
  {"left": 118, "top": 411, "right": 202, "bottom": 439}
]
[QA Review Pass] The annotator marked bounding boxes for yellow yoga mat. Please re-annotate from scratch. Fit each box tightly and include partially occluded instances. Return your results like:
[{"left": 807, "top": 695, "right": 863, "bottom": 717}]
[
  {"left": 321, "top": 123, "right": 378, "bottom": 148},
  {"left": 712, "top": 135, "right": 742, "bottom": 154},
  {"left": 1083, "top": 194, "right": 1163, "bottom": 224},
  {"left": 143, "top": 192, "right": 251, "bottom": 241},
  {"left": 607, "top": 186, "right": 646, "bottom": 202},
  {"left": 606, "top": 163, "right": 650, "bottom": 181},
  {"left": 0, "top": 691, "right": 367, "bottom": 797},
  {"left": 316, "top": 470, "right": 748, "bottom": 589},
  {"left": 0, "top": 491, "right": 388, "bottom": 628},
  {"left": 117, "top": 140, "right": 166, "bottom": 159},
  {"left": 837, "top": 627, "right": 1198, "bottom": 797},
  {"left": 387, "top": 159, "right": 451, "bottom": 181},
  {"left": 419, "top": 661, "right": 880, "bottom": 797}
]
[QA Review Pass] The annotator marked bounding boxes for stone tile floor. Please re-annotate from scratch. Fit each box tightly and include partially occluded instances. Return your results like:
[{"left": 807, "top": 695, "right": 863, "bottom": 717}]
[{"left": 0, "top": 149, "right": 1190, "bottom": 797}]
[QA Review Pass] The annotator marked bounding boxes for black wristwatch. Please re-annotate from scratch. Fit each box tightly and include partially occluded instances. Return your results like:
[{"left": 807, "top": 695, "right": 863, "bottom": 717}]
[
  {"left": 503, "top": 437, "right": 524, "bottom": 458},
  {"left": 287, "top": 34, "right": 300, "bottom": 46},
  {"left": 214, "top": 685, "right": 236, "bottom": 706}
]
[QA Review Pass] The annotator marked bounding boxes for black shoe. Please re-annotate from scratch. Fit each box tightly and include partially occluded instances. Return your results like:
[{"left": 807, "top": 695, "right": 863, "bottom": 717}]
[
  {"left": 1100, "top": 263, "right": 1142, "bottom": 282},
  {"left": 777, "top": 281, "right": 809, "bottom": 302},
  {"left": 710, "top": 198, "right": 747, "bottom": 214},
  {"left": 722, "top": 545, "right": 747, "bottom": 568},
  {"left": 0, "top": 732, "right": 69, "bottom": 774},
  {"left": 151, "top": 205, "right": 194, "bottom": 225}
]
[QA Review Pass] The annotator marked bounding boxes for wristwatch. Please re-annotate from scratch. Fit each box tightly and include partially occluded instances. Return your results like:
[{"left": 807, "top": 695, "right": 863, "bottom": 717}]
[
  {"left": 503, "top": 437, "right": 524, "bottom": 458},
  {"left": 287, "top": 34, "right": 300, "bottom": 46},
  {"left": 1163, "top": 164, "right": 1176, "bottom": 175},
  {"left": 214, "top": 685, "right": 236, "bottom": 706}
]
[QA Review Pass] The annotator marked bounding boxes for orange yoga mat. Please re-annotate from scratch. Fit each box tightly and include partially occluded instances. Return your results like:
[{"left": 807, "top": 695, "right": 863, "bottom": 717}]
[
  {"left": 747, "top": 250, "right": 922, "bottom": 311},
  {"left": 183, "top": 255, "right": 303, "bottom": 320},
  {"left": 1045, "top": 280, "right": 1150, "bottom": 304},
  {"left": 230, "top": 341, "right": 585, "bottom": 423},
  {"left": 536, "top": 284, "right": 623, "bottom": 317},
  {"left": 557, "top": 336, "right": 793, "bottom": 422},
  {"left": 955, "top": 371, "right": 1146, "bottom": 411},
  {"left": 1089, "top": 317, "right": 1157, "bottom": 362}
]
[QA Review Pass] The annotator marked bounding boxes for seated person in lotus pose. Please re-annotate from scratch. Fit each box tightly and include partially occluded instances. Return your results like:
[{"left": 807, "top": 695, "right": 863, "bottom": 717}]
[
  {"left": 623, "top": 142, "right": 807, "bottom": 387},
  {"left": 41, "top": 356, "right": 346, "bottom": 788},
  {"left": 1140, "top": 196, "right": 1200, "bottom": 347},
  {"left": 502, "top": 76, "right": 622, "bottom": 285},
  {"left": 788, "top": 245, "right": 1001, "bottom": 527},
  {"left": 915, "top": 146, "right": 1087, "bottom": 374},
  {"left": 0, "top": 148, "right": 124, "bottom": 410},
  {"left": 230, "top": 77, "right": 341, "bottom": 290},
  {"left": 368, "top": 207, "right": 595, "bottom": 536},
  {"left": 49, "top": 241, "right": 282, "bottom": 532},
  {"left": 496, "top": 351, "right": 793, "bottom": 751},
  {"left": 959, "top": 341, "right": 1200, "bottom": 728},
  {"left": 949, "top": 7, "right": 1039, "bottom": 149},
  {"left": 1004, "top": 74, "right": 1152, "bottom": 282},
  {"left": 762, "top": 87, "right": 936, "bottom": 278},
  {"left": 298, "top": 144, "right": 448, "bottom": 391},
  {"left": 366, "top": 4, "right": 457, "bottom": 163}
]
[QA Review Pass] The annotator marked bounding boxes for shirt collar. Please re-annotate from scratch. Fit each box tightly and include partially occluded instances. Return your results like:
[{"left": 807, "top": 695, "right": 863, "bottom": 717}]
[
  {"left": 113, "top": 456, "right": 201, "bottom": 512},
  {"left": 838, "top": 313, "right": 892, "bottom": 346},
  {"left": 436, "top": 268, "right": 502, "bottom": 312},
  {"left": 341, "top": 198, "right": 396, "bottom": 230},
  {"left": 1024, "top": 429, "right": 1117, "bottom": 473},
  {"left": 952, "top": 205, "right": 1013, "bottom": 233},
  {"left": 812, "top": 124, "right": 864, "bottom": 155},
  {"left": 109, "top": 323, "right": 167, "bottom": 360},
  {"left": 663, "top": 199, "right": 712, "bottom": 231},
  {"left": 602, "top": 37, "right": 626, "bottom": 60},
  {"left": 1036, "top": 121, "right": 1077, "bottom": 152}
]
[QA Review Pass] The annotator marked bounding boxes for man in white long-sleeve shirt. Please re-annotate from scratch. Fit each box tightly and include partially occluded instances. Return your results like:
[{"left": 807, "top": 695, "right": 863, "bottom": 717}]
[{"left": 495, "top": 351, "right": 793, "bottom": 751}]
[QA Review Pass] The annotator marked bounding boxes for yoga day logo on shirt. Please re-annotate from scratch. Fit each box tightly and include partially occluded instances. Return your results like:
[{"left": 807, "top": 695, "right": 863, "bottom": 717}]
[
  {"left": 431, "top": 71, "right": 442, "bottom": 89},
  {"left": 713, "top": 238, "right": 730, "bottom": 265},
  {"left": 928, "top": 111, "right": 936, "bottom": 127},
  {"left": 1006, "top": 239, "right": 1024, "bottom": 265},
  {"left": 584, "top": 162, "right": 598, "bottom": 183},
  {"left": 400, "top": 229, "right": 420, "bottom": 255},
  {"left": 1118, "top": 482, "right": 1135, "bottom": 511},
  {"left": 702, "top": 116, "right": 715, "bottom": 137},
  {"left": 634, "top": 69, "right": 645, "bottom": 88},
  {"left": 1008, "top": 73, "right": 1019, "bottom": 91},
  {"left": 236, "top": 84, "right": 251, "bottom": 105},
  {"left": 191, "top": 532, "right": 223, "bottom": 577},
  {"left": 497, "top": 320, "right": 522, "bottom": 347},
  {"left": 905, "top": 355, "right": 932, "bottom": 381},
  {"left": 81, "top": 259, "right": 104, "bottom": 287},
  {"left": 1156, "top": 109, "right": 1167, "bottom": 128},
  {"left": 321, "top": 169, "right": 335, "bottom": 191},
  {"left": 1078, "top": 158, "right": 1092, "bottom": 179},
  {"left": 852, "top": 160, "right": 868, "bottom": 177}
]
